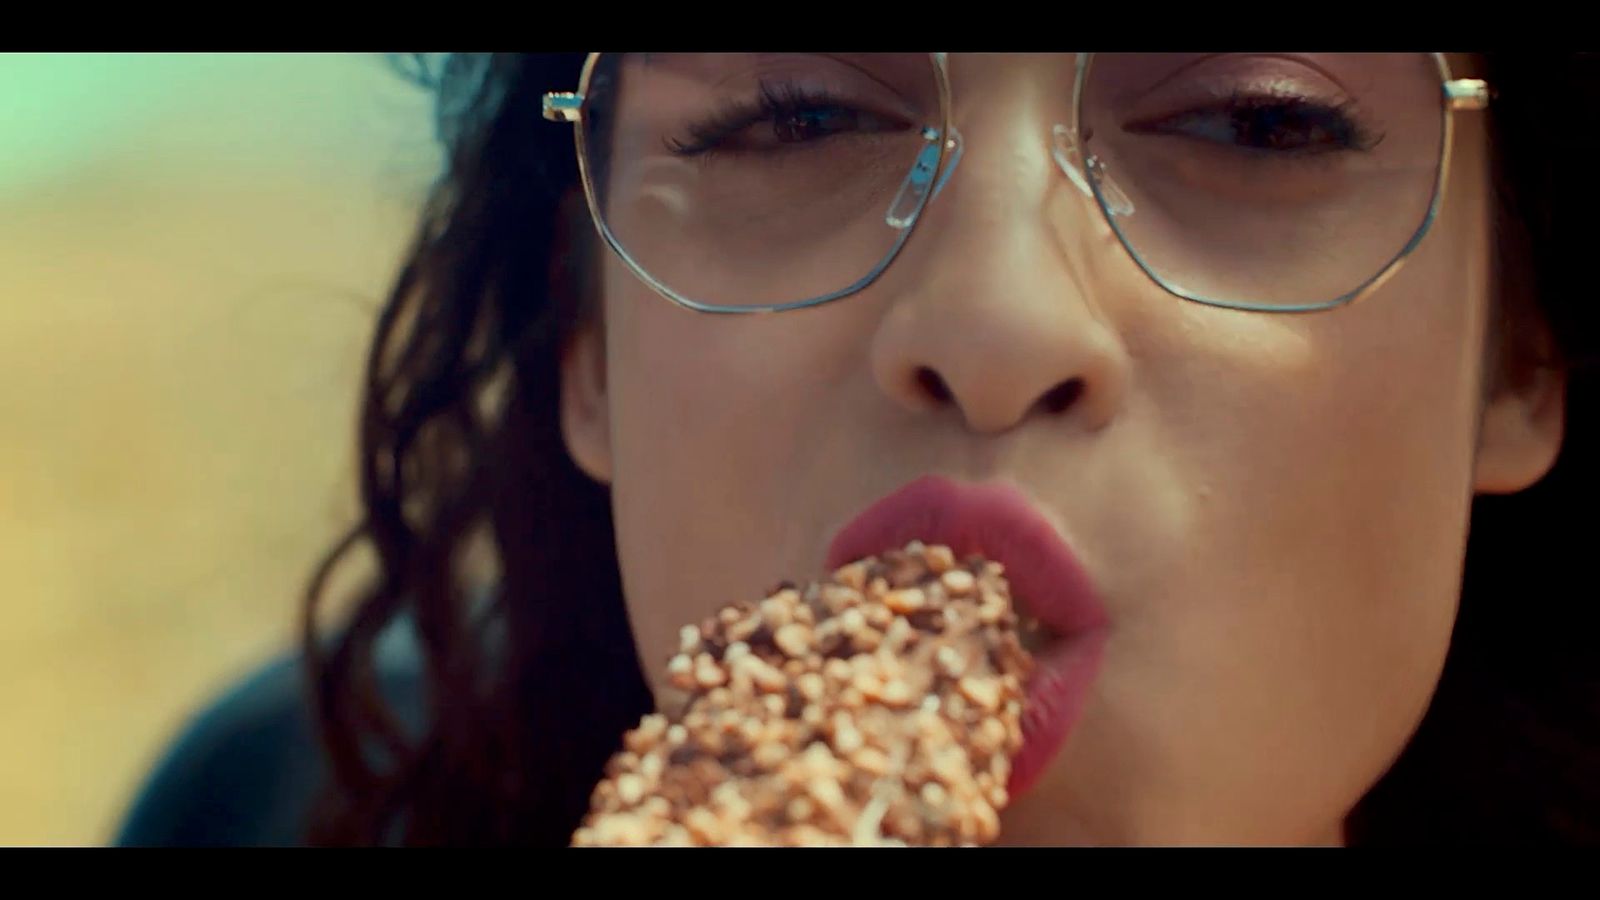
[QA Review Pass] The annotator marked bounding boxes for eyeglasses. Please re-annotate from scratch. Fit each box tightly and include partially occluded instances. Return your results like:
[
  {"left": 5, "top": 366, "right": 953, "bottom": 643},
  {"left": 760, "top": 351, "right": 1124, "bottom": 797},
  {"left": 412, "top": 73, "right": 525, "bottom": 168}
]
[{"left": 544, "top": 53, "right": 1489, "bottom": 315}]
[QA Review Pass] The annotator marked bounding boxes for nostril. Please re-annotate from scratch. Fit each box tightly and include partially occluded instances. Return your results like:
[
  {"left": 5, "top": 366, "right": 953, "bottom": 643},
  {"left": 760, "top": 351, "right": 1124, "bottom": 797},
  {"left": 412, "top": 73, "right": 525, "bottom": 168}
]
[
  {"left": 1038, "top": 379, "right": 1084, "bottom": 415},
  {"left": 914, "top": 366, "right": 954, "bottom": 405}
]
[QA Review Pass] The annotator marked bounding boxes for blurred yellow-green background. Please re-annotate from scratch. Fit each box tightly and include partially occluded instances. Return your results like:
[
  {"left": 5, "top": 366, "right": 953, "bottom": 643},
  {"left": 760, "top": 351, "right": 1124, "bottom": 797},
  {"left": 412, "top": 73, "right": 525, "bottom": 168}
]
[{"left": 0, "top": 53, "right": 439, "bottom": 844}]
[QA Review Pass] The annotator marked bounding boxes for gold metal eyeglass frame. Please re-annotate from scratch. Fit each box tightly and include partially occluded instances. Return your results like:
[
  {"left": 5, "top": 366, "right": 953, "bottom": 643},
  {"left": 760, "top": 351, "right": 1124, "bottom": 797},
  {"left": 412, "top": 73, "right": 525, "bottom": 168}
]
[{"left": 544, "top": 53, "right": 1490, "bottom": 315}]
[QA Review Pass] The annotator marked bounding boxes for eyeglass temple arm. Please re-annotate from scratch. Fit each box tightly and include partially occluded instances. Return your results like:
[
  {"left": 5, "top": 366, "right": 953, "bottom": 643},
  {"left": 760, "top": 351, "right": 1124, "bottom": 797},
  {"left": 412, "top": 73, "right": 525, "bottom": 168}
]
[
  {"left": 1446, "top": 79, "right": 1489, "bottom": 111},
  {"left": 545, "top": 93, "right": 584, "bottom": 122}
]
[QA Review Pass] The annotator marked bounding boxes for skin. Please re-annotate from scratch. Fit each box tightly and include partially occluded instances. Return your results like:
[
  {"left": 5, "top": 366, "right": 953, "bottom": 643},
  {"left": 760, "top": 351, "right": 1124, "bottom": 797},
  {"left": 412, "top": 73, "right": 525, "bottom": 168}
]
[{"left": 556, "top": 53, "right": 1566, "bottom": 845}]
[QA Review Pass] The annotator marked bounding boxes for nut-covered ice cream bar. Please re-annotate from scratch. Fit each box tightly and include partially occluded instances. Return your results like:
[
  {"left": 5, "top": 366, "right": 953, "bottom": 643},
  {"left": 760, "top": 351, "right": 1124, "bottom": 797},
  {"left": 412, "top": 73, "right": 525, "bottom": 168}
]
[{"left": 571, "top": 541, "right": 1034, "bottom": 847}]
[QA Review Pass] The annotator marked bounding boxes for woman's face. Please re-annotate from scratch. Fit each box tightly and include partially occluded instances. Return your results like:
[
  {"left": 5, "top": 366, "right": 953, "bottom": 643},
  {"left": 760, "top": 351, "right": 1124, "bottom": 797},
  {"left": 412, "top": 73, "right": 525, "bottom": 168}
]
[{"left": 558, "top": 53, "right": 1563, "bottom": 844}]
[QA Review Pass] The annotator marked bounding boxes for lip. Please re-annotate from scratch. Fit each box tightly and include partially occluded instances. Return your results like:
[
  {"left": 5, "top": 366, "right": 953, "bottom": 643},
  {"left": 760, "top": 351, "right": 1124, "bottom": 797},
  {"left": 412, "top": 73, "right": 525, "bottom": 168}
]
[
  {"left": 824, "top": 473, "right": 1110, "bottom": 800},
  {"left": 825, "top": 475, "right": 1108, "bottom": 637}
]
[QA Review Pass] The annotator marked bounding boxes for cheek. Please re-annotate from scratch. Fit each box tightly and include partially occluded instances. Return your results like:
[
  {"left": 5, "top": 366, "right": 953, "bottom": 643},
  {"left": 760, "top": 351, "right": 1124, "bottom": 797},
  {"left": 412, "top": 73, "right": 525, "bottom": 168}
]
[
  {"left": 1029, "top": 233, "right": 1492, "bottom": 843},
  {"left": 597, "top": 269, "right": 862, "bottom": 702}
]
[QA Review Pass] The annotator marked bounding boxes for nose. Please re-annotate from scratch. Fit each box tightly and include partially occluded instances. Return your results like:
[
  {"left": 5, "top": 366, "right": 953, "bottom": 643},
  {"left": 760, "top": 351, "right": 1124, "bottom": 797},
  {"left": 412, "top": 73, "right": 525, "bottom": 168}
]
[{"left": 866, "top": 97, "right": 1131, "bottom": 437}]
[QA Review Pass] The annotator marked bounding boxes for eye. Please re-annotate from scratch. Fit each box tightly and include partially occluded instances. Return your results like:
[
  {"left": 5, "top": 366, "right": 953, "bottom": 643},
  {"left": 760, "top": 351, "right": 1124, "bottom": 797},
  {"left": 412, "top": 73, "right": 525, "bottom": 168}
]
[
  {"left": 1125, "top": 92, "right": 1383, "bottom": 157},
  {"left": 666, "top": 81, "right": 911, "bottom": 158}
]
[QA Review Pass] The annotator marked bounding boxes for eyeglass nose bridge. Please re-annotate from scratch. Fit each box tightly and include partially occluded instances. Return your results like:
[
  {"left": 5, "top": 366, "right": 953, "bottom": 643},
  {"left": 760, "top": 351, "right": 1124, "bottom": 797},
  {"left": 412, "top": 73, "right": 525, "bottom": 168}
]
[
  {"left": 1052, "top": 124, "right": 1134, "bottom": 218},
  {"left": 885, "top": 126, "right": 965, "bottom": 230},
  {"left": 885, "top": 123, "right": 1135, "bottom": 231}
]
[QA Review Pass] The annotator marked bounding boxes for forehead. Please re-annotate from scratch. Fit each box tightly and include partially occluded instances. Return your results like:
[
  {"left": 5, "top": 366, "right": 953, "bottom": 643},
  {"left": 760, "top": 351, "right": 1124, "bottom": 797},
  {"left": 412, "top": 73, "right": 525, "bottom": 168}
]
[{"left": 629, "top": 52, "right": 1482, "bottom": 87}]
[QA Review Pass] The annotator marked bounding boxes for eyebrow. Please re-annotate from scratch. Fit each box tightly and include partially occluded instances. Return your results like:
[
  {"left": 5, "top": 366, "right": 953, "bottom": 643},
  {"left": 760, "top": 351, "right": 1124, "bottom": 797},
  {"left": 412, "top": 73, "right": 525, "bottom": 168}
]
[{"left": 631, "top": 52, "right": 933, "bottom": 88}]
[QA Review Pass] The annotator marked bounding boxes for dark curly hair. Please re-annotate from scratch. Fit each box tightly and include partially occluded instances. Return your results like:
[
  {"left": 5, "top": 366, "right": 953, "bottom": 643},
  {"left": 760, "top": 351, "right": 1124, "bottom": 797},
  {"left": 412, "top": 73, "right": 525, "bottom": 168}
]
[{"left": 301, "top": 53, "right": 1600, "bottom": 846}]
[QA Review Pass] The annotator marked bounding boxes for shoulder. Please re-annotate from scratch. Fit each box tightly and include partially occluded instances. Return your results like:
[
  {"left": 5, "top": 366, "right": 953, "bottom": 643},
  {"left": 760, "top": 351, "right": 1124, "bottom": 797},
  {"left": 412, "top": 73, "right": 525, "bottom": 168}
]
[{"left": 114, "top": 615, "right": 425, "bottom": 847}]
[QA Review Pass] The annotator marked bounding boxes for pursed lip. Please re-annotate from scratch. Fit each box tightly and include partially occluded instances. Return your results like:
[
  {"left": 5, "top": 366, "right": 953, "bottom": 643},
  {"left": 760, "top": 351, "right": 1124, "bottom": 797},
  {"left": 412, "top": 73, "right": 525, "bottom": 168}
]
[
  {"left": 823, "top": 473, "right": 1111, "bottom": 802},
  {"left": 824, "top": 474, "right": 1109, "bottom": 640}
]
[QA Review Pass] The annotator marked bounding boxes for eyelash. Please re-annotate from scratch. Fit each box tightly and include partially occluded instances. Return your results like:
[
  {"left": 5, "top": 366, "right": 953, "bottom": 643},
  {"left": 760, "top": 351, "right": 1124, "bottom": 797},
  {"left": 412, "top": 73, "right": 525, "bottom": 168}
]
[
  {"left": 661, "top": 79, "right": 1384, "bottom": 167},
  {"left": 663, "top": 80, "right": 852, "bottom": 158},
  {"left": 1131, "top": 90, "right": 1386, "bottom": 157}
]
